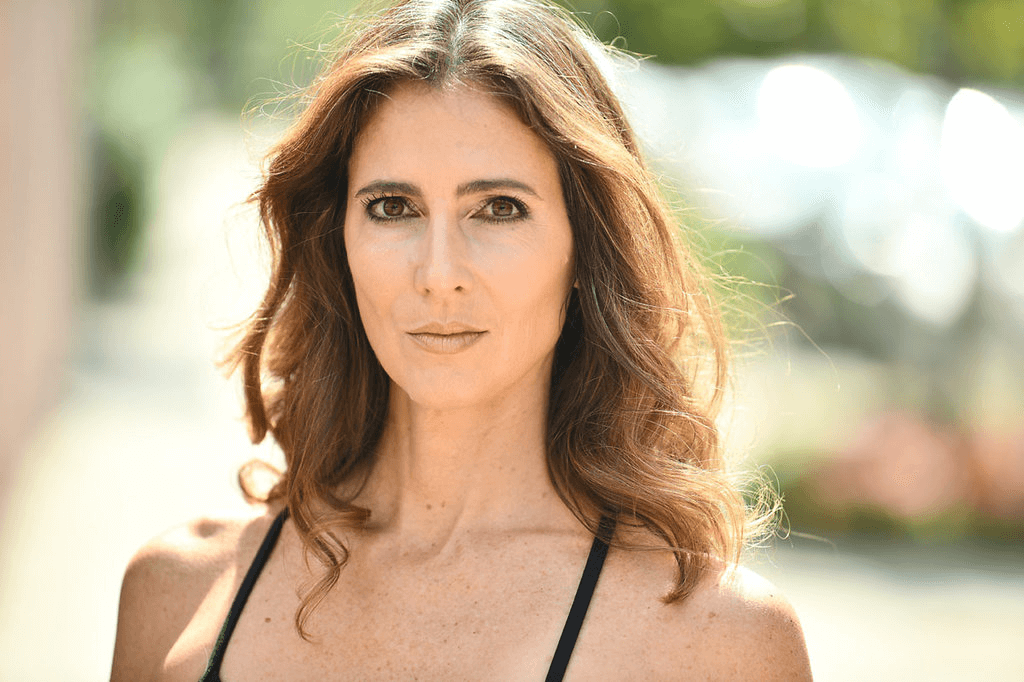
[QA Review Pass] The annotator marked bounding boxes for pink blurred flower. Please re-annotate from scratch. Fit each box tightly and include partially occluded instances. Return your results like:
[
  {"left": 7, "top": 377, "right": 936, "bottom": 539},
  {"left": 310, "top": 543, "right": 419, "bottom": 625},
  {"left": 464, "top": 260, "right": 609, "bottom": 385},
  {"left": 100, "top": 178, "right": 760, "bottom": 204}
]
[
  {"left": 811, "top": 412, "right": 968, "bottom": 519},
  {"left": 967, "top": 429, "right": 1024, "bottom": 520}
]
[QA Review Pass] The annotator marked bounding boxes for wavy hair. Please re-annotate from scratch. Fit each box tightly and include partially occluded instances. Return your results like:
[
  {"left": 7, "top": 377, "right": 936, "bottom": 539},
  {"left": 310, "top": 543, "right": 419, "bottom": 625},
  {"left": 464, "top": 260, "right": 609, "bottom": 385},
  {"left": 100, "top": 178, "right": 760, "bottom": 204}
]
[{"left": 229, "top": 0, "right": 767, "bottom": 636}]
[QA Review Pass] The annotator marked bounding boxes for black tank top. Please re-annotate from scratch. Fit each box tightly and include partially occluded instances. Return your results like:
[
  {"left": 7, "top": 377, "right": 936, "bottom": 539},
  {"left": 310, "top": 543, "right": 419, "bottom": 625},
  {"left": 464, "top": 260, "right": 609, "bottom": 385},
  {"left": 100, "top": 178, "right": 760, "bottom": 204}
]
[{"left": 199, "top": 508, "right": 614, "bottom": 681}]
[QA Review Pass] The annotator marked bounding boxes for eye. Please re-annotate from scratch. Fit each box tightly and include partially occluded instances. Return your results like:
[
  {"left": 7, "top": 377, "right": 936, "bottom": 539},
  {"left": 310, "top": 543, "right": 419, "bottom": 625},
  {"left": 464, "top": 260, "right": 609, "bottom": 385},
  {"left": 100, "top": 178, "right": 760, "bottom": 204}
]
[
  {"left": 475, "top": 196, "right": 528, "bottom": 223},
  {"left": 490, "top": 198, "right": 517, "bottom": 218},
  {"left": 365, "top": 195, "right": 416, "bottom": 221}
]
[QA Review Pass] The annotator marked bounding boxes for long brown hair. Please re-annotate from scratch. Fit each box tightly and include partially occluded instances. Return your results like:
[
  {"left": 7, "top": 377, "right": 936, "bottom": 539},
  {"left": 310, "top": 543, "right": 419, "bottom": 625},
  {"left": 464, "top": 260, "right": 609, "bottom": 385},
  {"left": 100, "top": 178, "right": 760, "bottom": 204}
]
[{"left": 230, "top": 0, "right": 767, "bottom": 635}]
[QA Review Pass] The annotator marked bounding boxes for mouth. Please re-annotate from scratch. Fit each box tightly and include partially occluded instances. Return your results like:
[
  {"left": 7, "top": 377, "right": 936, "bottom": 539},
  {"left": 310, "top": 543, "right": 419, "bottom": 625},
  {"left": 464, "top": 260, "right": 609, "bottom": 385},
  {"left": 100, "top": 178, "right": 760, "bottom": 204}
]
[
  {"left": 406, "top": 330, "right": 487, "bottom": 354},
  {"left": 409, "top": 322, "right": 486, "bottom": 335}
]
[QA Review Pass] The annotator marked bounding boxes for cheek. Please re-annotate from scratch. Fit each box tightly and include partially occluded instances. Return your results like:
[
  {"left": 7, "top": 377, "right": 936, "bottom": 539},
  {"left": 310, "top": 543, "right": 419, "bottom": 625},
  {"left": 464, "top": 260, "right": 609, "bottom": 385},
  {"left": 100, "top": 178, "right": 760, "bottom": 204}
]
[
  {"left": 498, "top": 242, "right": 574, "bottom": 346},
  {"left": 345, "top": 234, "right": 402, "bottom": 340}
]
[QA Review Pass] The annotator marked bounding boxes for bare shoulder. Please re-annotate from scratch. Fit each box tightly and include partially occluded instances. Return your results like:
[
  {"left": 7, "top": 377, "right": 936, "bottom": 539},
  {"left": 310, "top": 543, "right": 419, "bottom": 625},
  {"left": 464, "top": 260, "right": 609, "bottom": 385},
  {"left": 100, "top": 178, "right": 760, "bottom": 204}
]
[
  {"left": 110, "top": 504, "right": 278, "bottom": 682},
  {"left": 666, "top": 561, "right": 813, "bottom": 680}
]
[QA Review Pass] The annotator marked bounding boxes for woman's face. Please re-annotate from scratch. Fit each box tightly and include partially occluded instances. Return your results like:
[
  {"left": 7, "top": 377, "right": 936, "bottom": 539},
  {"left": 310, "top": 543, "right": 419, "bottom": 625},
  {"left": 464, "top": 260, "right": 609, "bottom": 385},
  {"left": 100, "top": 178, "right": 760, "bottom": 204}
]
[{"left": 344, "top": 82, "right": 575, "bottom": 410}]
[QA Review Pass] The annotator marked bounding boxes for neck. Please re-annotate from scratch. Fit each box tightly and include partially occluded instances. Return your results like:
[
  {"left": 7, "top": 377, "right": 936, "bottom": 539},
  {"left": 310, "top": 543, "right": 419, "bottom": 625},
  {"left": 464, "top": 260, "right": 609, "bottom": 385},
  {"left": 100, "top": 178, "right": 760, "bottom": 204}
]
[{"left": 353, "top": 378, "right": 576, "bottom": 546}]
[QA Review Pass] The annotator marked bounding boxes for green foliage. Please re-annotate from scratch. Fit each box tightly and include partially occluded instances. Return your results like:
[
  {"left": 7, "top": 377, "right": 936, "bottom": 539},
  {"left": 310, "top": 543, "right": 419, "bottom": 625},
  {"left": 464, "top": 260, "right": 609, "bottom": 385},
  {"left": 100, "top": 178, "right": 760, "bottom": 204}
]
[
  {"left": 563, "top": 0, "right": 1024, "bottom": 87},
  {"left": 771, "top": 459, "right": 1024, "bottom": 544},
  {"left": 949, "top": 0, "right": 1024, "bottom": 83},
  {"left": 94, "top": 0, "right": 360, "bottom": 111},
  {"left": 89, "top": 131, "right": 145, "bottom": 298},
  {"left": 823, "top": 0, "right": 945, "bottom": 72},
  {"left": 574, "top": 0, "right": 731, "bottom": 62},
  {"left": 87, "top": 0, "right": 360, "bottom": 291}
]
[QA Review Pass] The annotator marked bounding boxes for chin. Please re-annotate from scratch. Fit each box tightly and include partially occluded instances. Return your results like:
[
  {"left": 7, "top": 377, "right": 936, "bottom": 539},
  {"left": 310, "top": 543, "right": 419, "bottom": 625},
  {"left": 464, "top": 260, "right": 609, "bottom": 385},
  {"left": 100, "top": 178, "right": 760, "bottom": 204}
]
[
  {"left": 390, "top": 369, "right": 500, "bottom": 411},
  {"left": 381, "top": 348, "right": 555, "bottom": 414}
]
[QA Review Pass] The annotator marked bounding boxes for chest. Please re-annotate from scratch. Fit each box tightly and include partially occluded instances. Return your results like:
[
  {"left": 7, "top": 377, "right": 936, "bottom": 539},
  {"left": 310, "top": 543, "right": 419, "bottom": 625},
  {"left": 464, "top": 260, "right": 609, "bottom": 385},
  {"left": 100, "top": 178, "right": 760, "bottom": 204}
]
[
  {"left": 171, "top": 539, "right": 637, "bottom": 680},
  {"left": 162, "top": 534, "right": 694, "bottom": 681}
]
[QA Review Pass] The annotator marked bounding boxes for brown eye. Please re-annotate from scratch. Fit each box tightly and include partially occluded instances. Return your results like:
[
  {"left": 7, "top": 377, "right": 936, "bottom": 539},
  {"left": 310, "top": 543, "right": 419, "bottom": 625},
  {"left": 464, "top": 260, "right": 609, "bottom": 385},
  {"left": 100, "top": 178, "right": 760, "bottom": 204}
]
[
  {"left": 474, "top": 196, "right": 527, "bottom": 223},
  {"left": 491, "top": 198, "right": 516, "bottom": 217},
  {"left": 381, "top": 198, "right": 405, "bottom": 216},
  {"left": 366, "top": 196, "right": 413, "bottom": 221}
]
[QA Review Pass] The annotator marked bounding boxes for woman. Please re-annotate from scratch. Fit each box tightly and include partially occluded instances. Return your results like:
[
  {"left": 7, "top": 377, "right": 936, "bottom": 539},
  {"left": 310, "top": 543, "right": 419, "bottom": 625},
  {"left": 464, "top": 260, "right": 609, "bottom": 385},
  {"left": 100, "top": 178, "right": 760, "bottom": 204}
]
[{"left": 111, "top": 0, "right": 812, "bottom": 679}]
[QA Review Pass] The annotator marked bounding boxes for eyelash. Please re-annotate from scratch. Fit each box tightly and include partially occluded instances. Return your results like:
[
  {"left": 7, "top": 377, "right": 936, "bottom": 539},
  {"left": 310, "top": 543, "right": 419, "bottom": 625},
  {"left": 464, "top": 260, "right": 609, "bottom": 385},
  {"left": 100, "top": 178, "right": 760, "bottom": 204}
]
[
  {"left": 360, "top": 194, "right": 530, "bottom": 223},
  {"left": 362, "top": 193, "right": 417, "bottom": 222},
  {"left": 476, "top": 195, "right": 529, "bottom": 223}
]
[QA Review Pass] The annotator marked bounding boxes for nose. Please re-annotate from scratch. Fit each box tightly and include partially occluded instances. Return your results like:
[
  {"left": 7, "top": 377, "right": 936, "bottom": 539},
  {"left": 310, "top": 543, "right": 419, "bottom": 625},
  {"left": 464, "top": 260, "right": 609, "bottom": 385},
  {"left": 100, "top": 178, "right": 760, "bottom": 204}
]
[{"left": 413, "top": 213, "right": 471, "bottom": 295}]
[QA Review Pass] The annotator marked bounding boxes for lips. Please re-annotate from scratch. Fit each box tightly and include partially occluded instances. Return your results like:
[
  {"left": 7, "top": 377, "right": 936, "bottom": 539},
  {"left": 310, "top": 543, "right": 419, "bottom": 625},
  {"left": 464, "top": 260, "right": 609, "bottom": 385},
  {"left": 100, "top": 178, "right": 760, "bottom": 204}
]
[
  {"left": 409, "top": 322, "right": 486, "bottom": 335},
  {"left": 407, "top": 323, "right": 487, "bottom": 354}
]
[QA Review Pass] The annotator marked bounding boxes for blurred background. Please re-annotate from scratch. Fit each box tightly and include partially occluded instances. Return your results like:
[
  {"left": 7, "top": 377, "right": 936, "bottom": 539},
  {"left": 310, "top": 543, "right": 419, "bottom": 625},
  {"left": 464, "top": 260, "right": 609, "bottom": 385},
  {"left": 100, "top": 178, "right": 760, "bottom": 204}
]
[{"left": 1, "top": 0, "right": 1022, "bottom": 679}]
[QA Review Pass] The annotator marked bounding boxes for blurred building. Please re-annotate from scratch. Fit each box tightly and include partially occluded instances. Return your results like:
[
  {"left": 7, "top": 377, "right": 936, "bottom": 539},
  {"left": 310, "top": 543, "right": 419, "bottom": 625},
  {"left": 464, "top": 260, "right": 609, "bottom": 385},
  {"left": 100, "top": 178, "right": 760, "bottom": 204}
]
[{"left": 0, "top": 0, "right": 89, "bottom": 502}]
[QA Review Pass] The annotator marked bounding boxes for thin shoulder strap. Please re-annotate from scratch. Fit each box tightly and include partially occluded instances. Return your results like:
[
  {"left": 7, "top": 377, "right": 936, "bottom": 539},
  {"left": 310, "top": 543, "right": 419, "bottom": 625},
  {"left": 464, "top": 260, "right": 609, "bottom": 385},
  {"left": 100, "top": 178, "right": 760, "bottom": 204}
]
[
  {"left": 200, "top": 507, "right": 290, "bottom": 682},
  {"left": 544, "top": 515, "right": 616, "bottom": 682}
]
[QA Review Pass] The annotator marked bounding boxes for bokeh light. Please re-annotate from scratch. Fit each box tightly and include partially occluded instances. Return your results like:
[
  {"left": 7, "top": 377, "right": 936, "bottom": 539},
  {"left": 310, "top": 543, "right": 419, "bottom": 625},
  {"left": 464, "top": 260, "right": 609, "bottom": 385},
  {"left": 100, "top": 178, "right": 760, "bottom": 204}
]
[
  {"left": 757, "top": 63, "right": 862, "bottom": 168},
  {"left": 941, "top": 88, "right": 1024, "bottom": 235},
  {"left": 888, "top": 214, "right": 977, "bottom": 327}
]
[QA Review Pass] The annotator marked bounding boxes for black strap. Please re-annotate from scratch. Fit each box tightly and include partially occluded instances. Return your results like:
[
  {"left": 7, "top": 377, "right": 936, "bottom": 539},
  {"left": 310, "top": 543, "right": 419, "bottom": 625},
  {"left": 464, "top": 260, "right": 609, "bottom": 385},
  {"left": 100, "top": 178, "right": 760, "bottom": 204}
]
[
  {"left": 199, "top": 508, "right": 611, "bottom": 682},
  {"left": 545, "top": 515, "right": 616, "bottom": 682},
  {"left": 200, "top": 507, "right": 289, "bottom": 682}
]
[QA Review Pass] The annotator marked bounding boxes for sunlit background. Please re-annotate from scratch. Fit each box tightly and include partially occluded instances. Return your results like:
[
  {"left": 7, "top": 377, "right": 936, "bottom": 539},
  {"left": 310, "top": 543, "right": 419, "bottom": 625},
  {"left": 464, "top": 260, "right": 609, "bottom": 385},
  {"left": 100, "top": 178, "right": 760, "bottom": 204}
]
[{"left": 1, "top": 0, "right": 1022, "bottom": 679}]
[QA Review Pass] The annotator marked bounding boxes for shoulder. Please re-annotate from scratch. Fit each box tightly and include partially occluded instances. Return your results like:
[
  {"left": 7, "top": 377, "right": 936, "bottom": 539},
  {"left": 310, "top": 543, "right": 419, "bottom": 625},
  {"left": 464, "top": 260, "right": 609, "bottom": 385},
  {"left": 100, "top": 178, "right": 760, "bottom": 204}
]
[
  {"left": 589, "top": 536, "right": 812, "bottom": 681},
  {"left": 664, "top": 562, "right": 813, "bottom": 680},
  {"left": 110, "top": 505, "right": 279, "bottom": 682}
]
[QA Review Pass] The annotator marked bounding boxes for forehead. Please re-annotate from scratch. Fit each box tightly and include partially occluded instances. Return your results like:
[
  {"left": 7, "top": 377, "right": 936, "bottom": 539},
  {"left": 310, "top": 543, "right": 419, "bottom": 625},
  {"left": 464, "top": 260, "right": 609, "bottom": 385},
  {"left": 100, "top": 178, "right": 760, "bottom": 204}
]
[{"left": 347, "top": 82, "right": 561, "bottom": 190}]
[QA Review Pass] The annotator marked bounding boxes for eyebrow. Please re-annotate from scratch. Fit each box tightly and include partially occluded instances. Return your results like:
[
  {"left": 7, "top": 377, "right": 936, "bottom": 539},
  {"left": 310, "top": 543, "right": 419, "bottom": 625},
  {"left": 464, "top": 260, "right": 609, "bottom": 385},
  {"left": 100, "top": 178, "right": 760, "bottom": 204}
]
[
  {"left": 457, "top": 179, "right": 539, "bottom": 198},
  {"left": 353, "top": 178, "right": 540, "bottom": 199}
]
